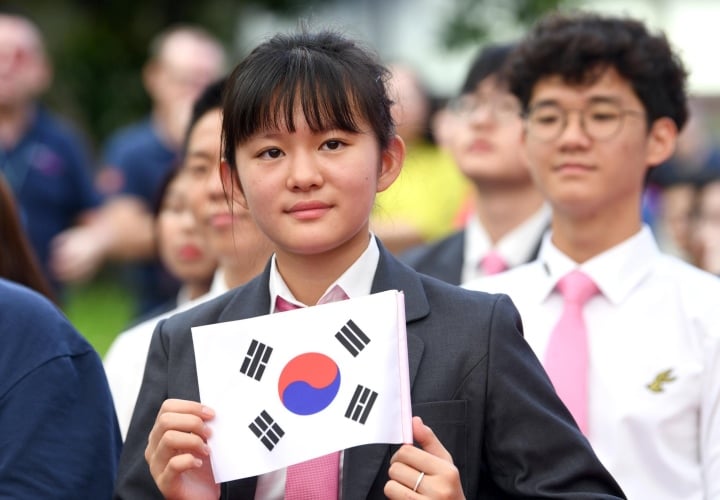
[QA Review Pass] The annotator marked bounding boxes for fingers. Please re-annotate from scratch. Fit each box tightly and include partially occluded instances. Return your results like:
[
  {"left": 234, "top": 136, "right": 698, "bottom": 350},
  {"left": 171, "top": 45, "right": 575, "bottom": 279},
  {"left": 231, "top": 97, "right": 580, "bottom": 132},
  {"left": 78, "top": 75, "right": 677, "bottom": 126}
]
[
  {"left": 385, "top": 417, "right": 463, "bottom": 499},
  {"left": 145, "top": 399, "right": 215, "bottom": 482},
  {"left": 410, "top": 416, "right": 453, "bottom": 462}
]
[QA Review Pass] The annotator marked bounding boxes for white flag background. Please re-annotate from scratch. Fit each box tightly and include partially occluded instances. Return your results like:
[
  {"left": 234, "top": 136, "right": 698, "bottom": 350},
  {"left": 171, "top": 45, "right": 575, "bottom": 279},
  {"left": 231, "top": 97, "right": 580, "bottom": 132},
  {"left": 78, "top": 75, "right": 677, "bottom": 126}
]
[{"left": 192, "top": 289, "right": 413, "bottom": 483}]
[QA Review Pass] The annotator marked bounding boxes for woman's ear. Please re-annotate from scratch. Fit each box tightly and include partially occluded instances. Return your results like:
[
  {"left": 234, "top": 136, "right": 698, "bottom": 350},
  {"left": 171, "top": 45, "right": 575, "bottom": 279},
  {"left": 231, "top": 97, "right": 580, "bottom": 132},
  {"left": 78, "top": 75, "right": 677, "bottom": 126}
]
[
  {"left": 646, "top": 117, "right": 678, "bottom": 168},
  {"left": 377, "top": 135, "right": 405, "bottom": 193},
  {"left": 220, "top": 159, "right": 249, "bottom": 209}
]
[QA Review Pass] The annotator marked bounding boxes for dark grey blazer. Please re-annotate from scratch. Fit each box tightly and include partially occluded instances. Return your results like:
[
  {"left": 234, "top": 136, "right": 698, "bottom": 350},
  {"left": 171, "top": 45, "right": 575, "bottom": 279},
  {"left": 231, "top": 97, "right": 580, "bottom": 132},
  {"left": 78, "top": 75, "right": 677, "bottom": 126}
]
[
  {"left": 114, "top": 243, "right": 624, "bottom": 499},
  {"left": 400, "top": 229, "right": 544, "bottom": 285}
]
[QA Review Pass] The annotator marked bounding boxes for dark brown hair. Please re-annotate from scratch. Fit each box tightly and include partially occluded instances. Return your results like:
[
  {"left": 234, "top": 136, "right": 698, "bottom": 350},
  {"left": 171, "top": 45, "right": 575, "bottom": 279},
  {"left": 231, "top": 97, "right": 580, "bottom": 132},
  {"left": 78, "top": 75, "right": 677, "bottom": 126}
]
[{"left": 0, "top": 173, "right": 56, "bottom": 302}]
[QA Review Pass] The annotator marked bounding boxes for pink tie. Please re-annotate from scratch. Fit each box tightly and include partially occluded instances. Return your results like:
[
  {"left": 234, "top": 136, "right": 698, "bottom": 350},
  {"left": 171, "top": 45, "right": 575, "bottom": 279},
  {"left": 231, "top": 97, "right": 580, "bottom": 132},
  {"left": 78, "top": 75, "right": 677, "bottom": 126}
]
[
  {"left": 544, "top": 270, "right": 598, "bottom": 435},
  {"left": 276, "top": 290, "right": 344, "bottom": 500},
  {"left": 480, "top": 250, "right": 508, "bottom": 276}
]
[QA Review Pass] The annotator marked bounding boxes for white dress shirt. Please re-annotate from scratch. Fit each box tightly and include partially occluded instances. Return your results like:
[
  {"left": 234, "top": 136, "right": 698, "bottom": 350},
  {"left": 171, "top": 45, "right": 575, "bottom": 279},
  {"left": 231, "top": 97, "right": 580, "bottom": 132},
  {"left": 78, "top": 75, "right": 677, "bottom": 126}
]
[
  {"left": 104, "top": 269, "right": 229, "bottom": 438},
  {"left": 464, "top": 226, "right": 720, "bottom": 500},
  {"left": 255, "top": 236, "right": 379, "bottom": 500},
  {"left": 461, "top": 204, "right": 551, "bottom": 283}
]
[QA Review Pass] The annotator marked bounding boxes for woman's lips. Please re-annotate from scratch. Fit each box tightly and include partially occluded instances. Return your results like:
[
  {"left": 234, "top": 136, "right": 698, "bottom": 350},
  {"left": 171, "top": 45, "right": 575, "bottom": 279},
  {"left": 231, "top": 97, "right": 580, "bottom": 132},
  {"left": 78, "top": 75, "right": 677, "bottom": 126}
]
[{"left": 287, "top": 201, "right": 331, "bottom": 220}]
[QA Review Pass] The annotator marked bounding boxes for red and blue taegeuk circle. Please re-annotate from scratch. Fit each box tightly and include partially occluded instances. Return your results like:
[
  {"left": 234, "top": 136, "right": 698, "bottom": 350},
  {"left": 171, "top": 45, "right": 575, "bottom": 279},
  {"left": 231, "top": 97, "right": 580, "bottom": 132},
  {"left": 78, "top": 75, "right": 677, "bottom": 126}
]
[{"left": 278, "top": 352, "right": 341, "bottom": 415}]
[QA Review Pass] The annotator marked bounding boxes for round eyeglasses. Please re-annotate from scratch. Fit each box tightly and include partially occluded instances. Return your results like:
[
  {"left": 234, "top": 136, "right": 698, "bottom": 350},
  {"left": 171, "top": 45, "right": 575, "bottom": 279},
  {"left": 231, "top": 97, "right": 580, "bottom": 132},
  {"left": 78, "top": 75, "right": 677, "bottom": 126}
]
[
  {"left": 524, "top": 101, "right": 645, "bottom": 142},
  {"left": 448, "top": 93, "right": 522, "bottom": 124}
]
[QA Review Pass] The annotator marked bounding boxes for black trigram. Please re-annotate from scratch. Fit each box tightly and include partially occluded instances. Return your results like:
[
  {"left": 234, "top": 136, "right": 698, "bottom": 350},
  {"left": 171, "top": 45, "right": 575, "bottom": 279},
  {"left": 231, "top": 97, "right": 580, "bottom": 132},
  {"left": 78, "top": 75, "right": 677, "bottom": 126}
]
[
  {"left": 335, "top": 319, "right": 370, "bottom": 357},
  {"left": 344, "top": 385, "right": 378, "bottom": 424},
  {"left": 249, "top": 410, "right": 285, "bottom": 451},
  {"left": 240, "top": 340, "right": 273, "bottom": 381}
]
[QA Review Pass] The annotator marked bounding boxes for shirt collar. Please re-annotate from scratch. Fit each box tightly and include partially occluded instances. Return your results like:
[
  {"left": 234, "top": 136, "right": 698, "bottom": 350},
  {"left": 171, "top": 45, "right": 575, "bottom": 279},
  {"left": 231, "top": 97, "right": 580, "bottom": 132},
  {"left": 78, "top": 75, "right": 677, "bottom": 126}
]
[
  {"left": 464, "top": 203, "right": 551, "bottom": 270},
  {"left": 268, "top": 235, "right": 380, "bottom": 312},
  {"left": 538, "top": 225, "right": 660, "bottom": 304}
]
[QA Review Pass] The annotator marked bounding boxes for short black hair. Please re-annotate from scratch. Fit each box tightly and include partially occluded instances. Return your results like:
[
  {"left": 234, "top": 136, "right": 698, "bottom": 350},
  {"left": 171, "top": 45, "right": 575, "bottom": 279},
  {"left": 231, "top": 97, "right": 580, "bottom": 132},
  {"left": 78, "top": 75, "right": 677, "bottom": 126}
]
[
  {"left": 460, "top": 42, "right": 517, "bottom": 95},
  {"left": 505, "top": 11, "right": 688, "bottom": 131},
  {"left": 181, "top": 77, "right": 226, "bottom": 158}
]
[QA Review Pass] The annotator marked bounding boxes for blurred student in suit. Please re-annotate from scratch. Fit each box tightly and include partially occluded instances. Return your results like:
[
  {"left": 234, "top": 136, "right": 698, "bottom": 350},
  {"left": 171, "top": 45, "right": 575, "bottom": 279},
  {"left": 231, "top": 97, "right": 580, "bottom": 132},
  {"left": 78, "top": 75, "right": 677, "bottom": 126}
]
[
  {"left": 51, "top": 24, "right": 226, "bottom": 317},
  {"left": 104, "top": 79, "right": 273, "bottom": 438},
  {"left": 466, "top": 11, "right": 720, "bottom": 499},
  {"left": 0, "top": 162, "right": 120, "bottom": 497},
  {"left": 371, "top": 63, "right": 471, "bottom": 254},
  {"left": 0, "top": 12, "right": 101, "bottom": 298},
  {"left": 401, "top": 43, "right": 550, "bottom": 284}
]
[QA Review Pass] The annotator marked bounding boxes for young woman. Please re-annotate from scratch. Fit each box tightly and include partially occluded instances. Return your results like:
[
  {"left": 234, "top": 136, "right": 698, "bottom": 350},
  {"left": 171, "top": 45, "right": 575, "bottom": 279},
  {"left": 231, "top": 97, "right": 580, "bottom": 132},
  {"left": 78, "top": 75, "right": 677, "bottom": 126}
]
[
  {"left": 114, "top": 31, "right": 624, "bottom": 499},
  {"left": 152, "top": 168, "right": 217, "bottom": 311}
]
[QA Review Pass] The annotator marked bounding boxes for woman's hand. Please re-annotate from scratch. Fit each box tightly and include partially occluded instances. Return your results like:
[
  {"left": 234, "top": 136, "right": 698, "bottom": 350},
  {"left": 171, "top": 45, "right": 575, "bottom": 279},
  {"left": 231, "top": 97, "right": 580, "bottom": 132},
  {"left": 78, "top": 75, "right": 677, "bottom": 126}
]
[
  {"left": 384, "top": 416, "right": 465, "bottom": 499},
  {"left": 145, "top": 399, "right": 220, "bottom": 500}
]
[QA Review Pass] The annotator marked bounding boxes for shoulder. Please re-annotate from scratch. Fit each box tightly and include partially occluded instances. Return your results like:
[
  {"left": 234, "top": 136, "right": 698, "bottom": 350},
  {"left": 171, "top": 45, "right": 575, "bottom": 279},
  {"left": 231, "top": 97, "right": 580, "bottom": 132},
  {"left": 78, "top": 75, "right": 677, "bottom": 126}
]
[
  {"left": 414, "top": 272, "right": 523, "bottom": 344},
  {"left": 102, "top": 119, "right": 164, "bottom": 159},
  {"left": 0, "top": 279, "right": 96, "bottom": 391},
  {"left": 653, "top": 255, "right": 720, "bottom": 322},
  {"left": 465, "top": 261, "right": 543, "bottom": 294},
  {"left": 401, "top": 231, "right": 464, "bottom": 265},
  {"left": 29, "top": 109, "right": 90, "bottom": 156}
]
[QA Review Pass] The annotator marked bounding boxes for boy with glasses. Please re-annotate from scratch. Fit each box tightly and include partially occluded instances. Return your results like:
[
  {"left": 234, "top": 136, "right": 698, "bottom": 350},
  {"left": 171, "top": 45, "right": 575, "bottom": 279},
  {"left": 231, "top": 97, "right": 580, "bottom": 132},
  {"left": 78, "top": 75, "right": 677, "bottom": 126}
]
[
  {"left": 402, "top": 43, "right": 550, "bottom": 284},
  {"left": 466, "top": 11, "right": 720, "bottom": 499}
]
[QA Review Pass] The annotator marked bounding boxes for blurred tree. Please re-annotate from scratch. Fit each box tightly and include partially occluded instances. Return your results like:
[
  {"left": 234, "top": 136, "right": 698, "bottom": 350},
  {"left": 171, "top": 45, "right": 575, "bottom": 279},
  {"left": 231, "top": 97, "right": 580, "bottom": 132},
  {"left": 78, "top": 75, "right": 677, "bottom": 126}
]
[
  {"left": 0, "top": 0, "right": 330, "bottom": 161},
  {"left": 442, "top": 0, "right": 574, "bottom": 49}
]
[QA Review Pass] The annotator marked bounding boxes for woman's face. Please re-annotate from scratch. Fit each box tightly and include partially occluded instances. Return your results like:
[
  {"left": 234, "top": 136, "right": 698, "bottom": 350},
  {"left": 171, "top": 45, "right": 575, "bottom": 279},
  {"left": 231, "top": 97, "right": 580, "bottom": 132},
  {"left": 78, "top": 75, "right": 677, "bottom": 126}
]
[{"left": 157, "top": 173, "right": 217, "bottom": 285}]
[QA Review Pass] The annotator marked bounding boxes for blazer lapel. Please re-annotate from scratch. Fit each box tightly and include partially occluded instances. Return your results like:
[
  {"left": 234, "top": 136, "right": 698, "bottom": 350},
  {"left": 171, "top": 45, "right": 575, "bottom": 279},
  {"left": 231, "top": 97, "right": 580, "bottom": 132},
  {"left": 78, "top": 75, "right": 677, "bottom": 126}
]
[
  {"left": 217, "top": 262, "right": 273, "bottom": 323},
  {"left": 343, "top": 241, "right": 429, "bottom": 498}
]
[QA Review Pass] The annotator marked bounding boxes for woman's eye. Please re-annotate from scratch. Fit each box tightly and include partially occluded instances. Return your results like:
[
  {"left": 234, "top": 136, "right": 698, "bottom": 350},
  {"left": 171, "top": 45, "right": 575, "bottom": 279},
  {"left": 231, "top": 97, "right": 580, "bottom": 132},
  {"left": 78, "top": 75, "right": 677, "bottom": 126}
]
[
  {"left": 260, "top": 148, "right": 283, "bottom": 159},
  {"left": 323, "top": 140, "right": 344, "bottom": 151}
]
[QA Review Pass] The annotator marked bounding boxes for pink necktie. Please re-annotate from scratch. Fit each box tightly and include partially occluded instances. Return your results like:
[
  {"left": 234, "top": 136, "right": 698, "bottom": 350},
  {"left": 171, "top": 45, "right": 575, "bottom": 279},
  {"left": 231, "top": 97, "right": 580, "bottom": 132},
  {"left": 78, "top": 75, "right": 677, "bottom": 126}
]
[
  {"left": 480, "top": 250, "right": 508, "bottom": 276},
  {"left": 276, "top": 291, "right": 344, "bottom": 500},
  {"left": 544, "top": 270, "right": 598, "bottom": 435}
]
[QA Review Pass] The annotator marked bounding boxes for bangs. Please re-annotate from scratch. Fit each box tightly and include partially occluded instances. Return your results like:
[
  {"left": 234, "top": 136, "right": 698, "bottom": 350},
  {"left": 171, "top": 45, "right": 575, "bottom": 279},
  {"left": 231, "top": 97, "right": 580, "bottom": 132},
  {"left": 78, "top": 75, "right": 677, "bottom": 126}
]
[
  {"left": 226, "top": 47, "right": 369, "bottom": 144},
  {"left": 222, "top": 30, "right": 394, "bottom": 170}
]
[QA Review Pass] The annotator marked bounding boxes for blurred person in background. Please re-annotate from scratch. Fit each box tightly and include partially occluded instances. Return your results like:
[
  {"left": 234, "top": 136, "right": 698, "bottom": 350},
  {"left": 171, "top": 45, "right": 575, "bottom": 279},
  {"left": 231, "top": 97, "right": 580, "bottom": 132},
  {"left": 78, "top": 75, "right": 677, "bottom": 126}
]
[
  {"left": 104, "top": 79, "right": 273, "bottom": 438},
  {"left": 371, "top": 62, "right": 471, "bottom": 253},
  {"left": 691, "top": 172, "right": 720, "bottom": 275},
  {"left": 0, "top": 172, "right": 55, "bottom": 301},
  {"left": 646, "top": 101, "right": 720, "bottom": 261},
  {"left": 401, "top": 43, "right": 550, "bottom": 284},
  {"left": 137, "top": 165, "right": 218, "bottom": 320},
  {"left": 0, "top": 11, "right": 101, "bottom": 299},
  {"left": 51, "top": 24, "right": 226, "bottom": 317}
]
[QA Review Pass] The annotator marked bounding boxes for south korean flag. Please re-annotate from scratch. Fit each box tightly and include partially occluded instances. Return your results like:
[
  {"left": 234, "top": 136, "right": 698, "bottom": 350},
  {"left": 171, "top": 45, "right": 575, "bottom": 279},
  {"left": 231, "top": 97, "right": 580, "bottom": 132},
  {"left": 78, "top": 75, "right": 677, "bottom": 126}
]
[{"left": 192, "top": 290, "right": 412, "bottom": 483}]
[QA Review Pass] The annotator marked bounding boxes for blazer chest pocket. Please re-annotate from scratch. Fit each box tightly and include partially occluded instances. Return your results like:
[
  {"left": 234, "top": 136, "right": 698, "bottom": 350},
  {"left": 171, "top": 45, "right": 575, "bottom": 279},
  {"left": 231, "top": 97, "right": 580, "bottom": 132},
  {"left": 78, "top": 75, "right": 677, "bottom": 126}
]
[{"left": 412, "top": 400, "right": 467, "bottom": 487}]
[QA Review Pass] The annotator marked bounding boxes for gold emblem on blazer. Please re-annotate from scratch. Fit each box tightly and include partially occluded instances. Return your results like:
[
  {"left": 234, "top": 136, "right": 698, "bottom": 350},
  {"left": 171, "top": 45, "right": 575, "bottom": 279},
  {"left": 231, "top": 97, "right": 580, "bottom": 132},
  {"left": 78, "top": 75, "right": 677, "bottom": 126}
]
[{"left": 646, "top": 369, "right": 676, "bottom": 393}]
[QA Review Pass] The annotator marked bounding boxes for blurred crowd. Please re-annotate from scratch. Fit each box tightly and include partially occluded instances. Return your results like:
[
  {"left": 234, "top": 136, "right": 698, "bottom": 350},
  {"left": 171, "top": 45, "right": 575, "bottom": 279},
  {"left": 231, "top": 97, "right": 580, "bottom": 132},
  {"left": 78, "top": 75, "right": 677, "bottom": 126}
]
[{"left": 2, "top": 6, "right": 720, "bottom": 498}]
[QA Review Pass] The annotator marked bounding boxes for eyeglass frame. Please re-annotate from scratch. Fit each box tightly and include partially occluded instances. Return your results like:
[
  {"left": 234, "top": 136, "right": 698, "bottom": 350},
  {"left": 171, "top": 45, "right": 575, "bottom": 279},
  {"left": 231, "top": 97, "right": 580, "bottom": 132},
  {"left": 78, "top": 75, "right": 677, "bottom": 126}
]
[
  {"left": 447, "top": 91, "right": 523, "bottom": 124},
  {"left": 522, "top": 98, "right": 646, "bottom": 142}
]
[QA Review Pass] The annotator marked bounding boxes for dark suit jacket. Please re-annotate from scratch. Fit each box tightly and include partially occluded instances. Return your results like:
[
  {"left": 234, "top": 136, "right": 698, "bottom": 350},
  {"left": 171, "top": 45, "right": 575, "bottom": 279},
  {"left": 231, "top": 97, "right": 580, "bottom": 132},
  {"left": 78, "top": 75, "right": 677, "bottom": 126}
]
[
  {"left": 114, "top": 243, "right": 624, "bottom": 499},
  {"left": 400, "top": 228, "right": 544, "bottom": 285}
]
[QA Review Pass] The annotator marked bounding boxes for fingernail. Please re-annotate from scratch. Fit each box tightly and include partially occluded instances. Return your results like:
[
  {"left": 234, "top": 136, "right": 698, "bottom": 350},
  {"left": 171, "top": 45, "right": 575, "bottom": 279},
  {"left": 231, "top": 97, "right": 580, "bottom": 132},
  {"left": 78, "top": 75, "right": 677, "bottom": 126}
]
[
  {"left": 194, "top": 458, "right": 203, "bottom": 467},
  {"left": 201, "top": 406, "right": 215, "bottom": 417}
]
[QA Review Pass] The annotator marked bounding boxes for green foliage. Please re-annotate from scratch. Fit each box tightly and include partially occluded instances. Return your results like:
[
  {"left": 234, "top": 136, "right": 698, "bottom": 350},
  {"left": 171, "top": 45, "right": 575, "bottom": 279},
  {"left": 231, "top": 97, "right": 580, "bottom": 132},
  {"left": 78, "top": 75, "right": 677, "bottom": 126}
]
[
  {"left": 3, "top": 0, "right": 328, "bottom": 153},
  {"left": 441, "top": 0, "right": 575, "bottom": 50}
]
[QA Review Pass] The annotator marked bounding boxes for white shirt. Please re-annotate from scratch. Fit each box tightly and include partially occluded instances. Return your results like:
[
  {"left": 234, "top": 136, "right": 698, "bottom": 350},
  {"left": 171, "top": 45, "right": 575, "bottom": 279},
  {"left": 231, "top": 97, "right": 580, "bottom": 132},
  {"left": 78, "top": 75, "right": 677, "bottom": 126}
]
[
  {"left": 464, "top": 226, "right": 720, "bottom": 500},
  {"left": 255, "top": 236, "right": 379, "bottom": 500},
  {"left": 461, "top": 204, "right": 551, "bottom": 283},
  {"left": 104, "top": 269, "right": 229, "bottom": 438}
]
